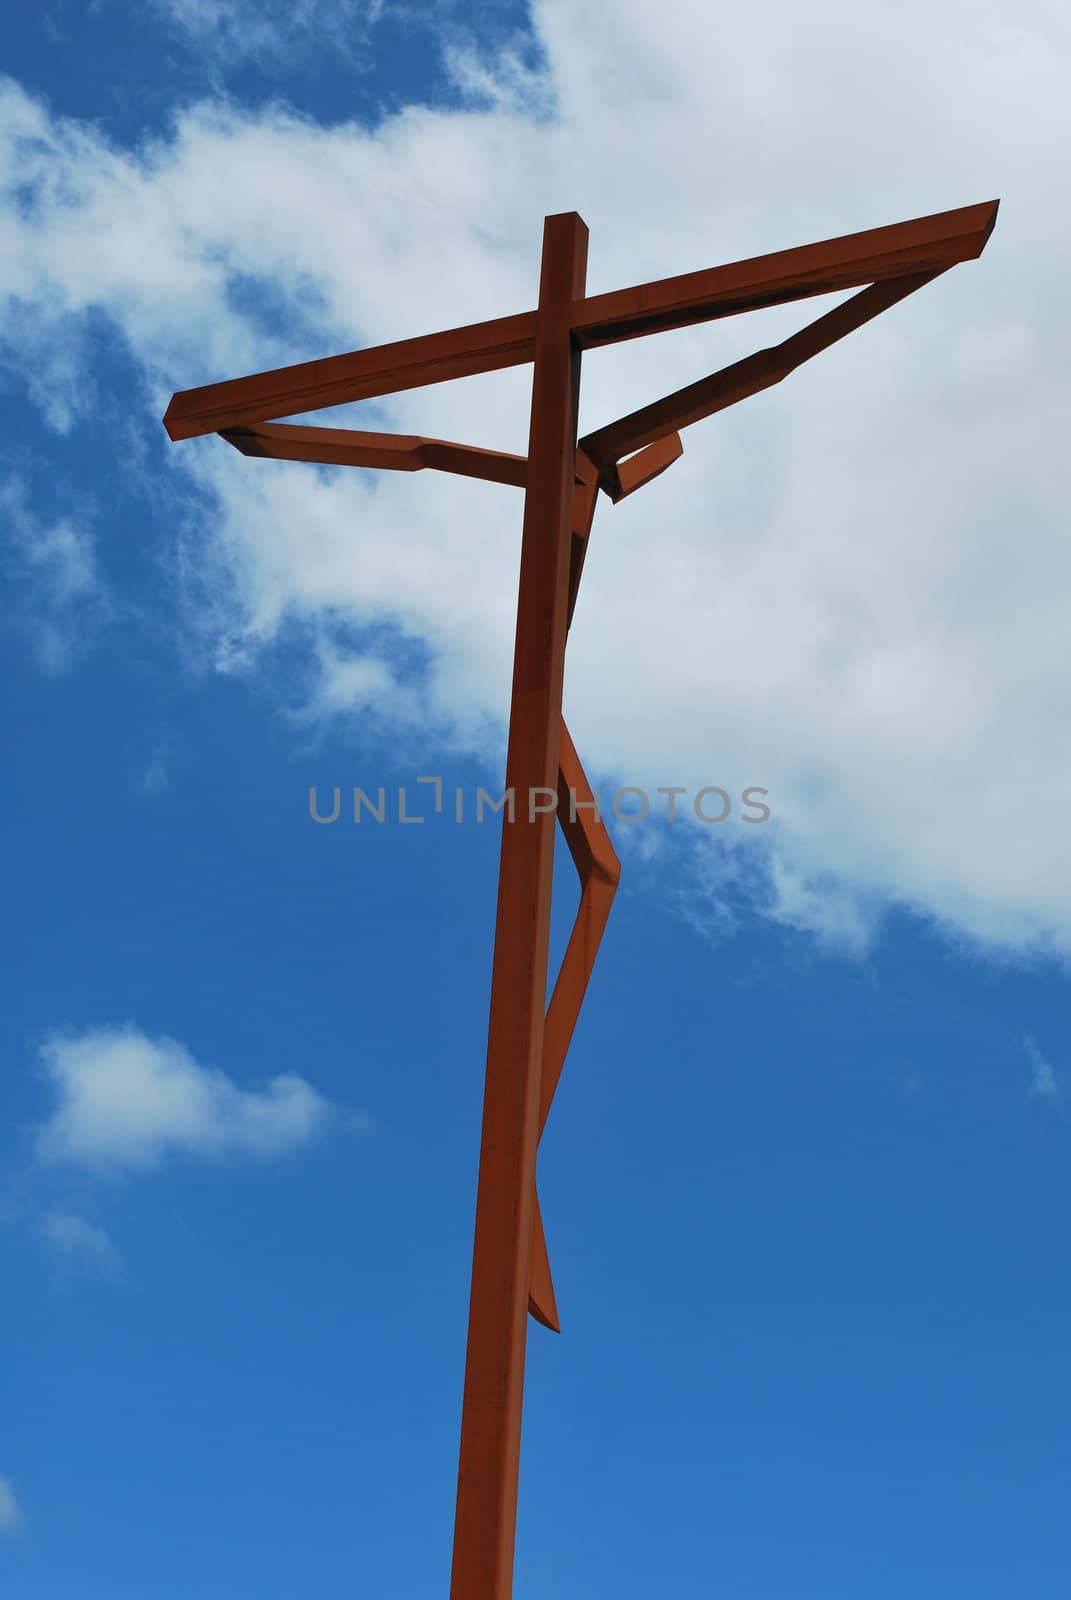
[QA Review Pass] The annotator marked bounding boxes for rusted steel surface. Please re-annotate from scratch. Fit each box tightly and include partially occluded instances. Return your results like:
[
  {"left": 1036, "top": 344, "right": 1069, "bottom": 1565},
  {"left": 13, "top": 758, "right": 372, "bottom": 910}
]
[
  {"left": 569, "top": 199, "right": 995, "bottom": 348},
  {"left": 580, "top": 270, "right": 944, "bottom": 471},
  {"left": 448, "top": 210, "right": 589, "bottom": 1597},
  {"left": 222, "top": 420, "right": 533, "bottom": 486},
  {"left": 163, "top": 310, "right": 539, "bottom": 440},
  {"left": 163, "top": 198, "right": 997, "bottom": 1600},
  {"left": 165, "top": 200, "right": 996, "bottom": 441}
]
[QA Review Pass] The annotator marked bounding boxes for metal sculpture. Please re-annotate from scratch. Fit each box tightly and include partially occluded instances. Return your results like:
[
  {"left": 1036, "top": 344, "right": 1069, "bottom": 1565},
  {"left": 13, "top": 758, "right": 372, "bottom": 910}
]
[{"left": 164, "top": 197, "right": 998, "bottom": 1598}]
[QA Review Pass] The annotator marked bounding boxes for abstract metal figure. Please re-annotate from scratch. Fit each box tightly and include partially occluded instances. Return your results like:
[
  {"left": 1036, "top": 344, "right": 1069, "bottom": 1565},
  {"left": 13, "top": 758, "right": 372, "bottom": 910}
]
[{"left": 164, "top": 198, "right": 997, "bottom": 1598}]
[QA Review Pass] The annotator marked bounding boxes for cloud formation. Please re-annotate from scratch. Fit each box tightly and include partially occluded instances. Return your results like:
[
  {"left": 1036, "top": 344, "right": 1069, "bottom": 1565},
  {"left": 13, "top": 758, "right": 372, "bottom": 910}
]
[
  {"left": 0, "top": 1477, "right": 22, "bottom": 1534},
  {"left": 1, "top": 1, "right": 1069, "bottom": 957},
  {"left": 35, "top": 1025, "right": 340, "bottom": 1172},
  {"left": 39, "top": 1209, "right": 120, "bottom": 1273},
  {"left": 1025, "top": 1034, "right": 1063, "bottom": 1107},
  {"left": 154, "top": 0, "right": 387, "bottom": 60},
  {"left": 1, "top": 477, "right": 111, "bottom": 672}
]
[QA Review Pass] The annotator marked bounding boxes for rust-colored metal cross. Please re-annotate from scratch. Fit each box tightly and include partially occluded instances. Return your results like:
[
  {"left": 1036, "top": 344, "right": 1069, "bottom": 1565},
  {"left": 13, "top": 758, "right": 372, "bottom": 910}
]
[{"left": 163, "top": 198, "right": 997, "bottom": 1597}]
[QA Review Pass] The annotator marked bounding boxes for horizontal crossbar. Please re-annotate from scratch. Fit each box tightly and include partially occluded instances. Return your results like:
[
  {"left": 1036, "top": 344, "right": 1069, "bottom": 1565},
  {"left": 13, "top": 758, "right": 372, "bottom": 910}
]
[{"left": 163, "top": 200, "right": 997, "bottom": 442}]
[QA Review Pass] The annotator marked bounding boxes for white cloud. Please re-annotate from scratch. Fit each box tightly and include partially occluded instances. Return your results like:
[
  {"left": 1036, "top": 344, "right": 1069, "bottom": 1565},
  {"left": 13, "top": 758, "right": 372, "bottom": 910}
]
[
  {"left": 35, "top": 1024, "right": 344, "bottom": 1172},
  {"left": 1, "top": 1, "right": 1070, "bottom": 958},
  {"left": 40, "top": 1209, "right": 120, "bottom": 1274},
  {"left": 760, "top": 856, "right": 881, "bottom": 956},
  {"left": 1, "top": 477, "right": 111, "bottom": 672},
  {"left": 1025, "top": 1034, "right": 1063, "bottom": 1106},
  {"left": 0, "top": 1477, "right": 22, "bottom": 1534}
]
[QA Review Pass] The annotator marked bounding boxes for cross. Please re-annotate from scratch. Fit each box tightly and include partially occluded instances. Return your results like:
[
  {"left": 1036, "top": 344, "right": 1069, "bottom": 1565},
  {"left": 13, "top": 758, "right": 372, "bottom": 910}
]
[{"left": 164, "top": 196, "right": 998, "bottom": 1598}]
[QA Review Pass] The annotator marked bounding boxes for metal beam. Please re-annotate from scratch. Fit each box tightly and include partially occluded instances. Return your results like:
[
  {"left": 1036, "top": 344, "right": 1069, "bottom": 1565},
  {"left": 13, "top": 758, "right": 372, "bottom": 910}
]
[{"left": 448, "top": 211, "right": 589, "bottom": 1600}]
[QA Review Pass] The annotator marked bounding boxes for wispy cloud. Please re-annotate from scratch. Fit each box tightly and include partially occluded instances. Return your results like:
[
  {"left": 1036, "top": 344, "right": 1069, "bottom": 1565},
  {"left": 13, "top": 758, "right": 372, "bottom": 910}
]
[
  {"left": 1025, "top": 1033, "right": 1063, "bottom": 1107},
  {"left": 34, "top": 1024, "right": 360, "bottom": 1172},
  {"left": 138, "top": 740, "right": 172, "bottom": 796},
  {"left": 0, "top": 1477, "right": 22, "bottom": 1535},
  {"left": 668, "top": 830, "right": 881, "bottom": 957},
  {"left": 0, "top": 477, "right": 112, "bottom": 672},
  {"left": 39, "top": 1209, "right": 120, "bottom": 1275},
  {"left": 149, "top": 0, "right": 388, "bottom": 68}
]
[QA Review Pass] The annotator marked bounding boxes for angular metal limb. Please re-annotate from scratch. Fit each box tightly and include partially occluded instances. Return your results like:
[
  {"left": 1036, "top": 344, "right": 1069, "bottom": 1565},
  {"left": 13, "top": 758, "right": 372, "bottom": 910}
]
[
  {"left": 522, "top": 442, "right": 641, "bottom": 1334},
  {"left": 221, "top": 421, "right": 531, "bottom": 485},
  {"left": 527, "top": 1188, "right": 560, "bottom": 1334},
  {"left": 540, "top": 724, "right": 622, "bottom": 1139},
  {"left": 525, "top": 721, "right": 621, "bottom": 1334},
  {"left": 581, "top": 270, "right": 944, "bottom": 480},
  {"left": 612, "top": 431, "right": 685, "bottom": 503},
  {"left": 221, "top": 420, "right": 680, "bottom": 496}
]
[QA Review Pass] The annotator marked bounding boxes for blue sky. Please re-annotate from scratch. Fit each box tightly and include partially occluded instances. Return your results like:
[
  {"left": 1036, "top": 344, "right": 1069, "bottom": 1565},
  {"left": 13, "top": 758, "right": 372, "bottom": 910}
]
[{"left": 2, "top": 2, "right": 1070, "bottom": 1596}]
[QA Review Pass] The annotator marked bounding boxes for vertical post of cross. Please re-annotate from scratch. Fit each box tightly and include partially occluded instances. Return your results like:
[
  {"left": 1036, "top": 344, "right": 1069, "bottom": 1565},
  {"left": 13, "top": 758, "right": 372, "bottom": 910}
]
[{"left": 449, "top": 211, "right": 589, "bottom": 1599}]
